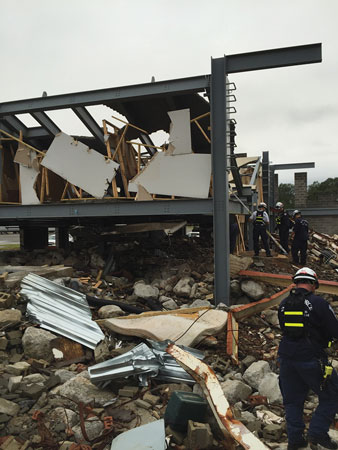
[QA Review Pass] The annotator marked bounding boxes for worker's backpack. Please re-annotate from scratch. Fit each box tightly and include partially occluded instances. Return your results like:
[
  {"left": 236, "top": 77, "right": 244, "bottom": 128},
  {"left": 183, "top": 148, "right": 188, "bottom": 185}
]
[{"left": 280, "top": 289, "right": 311, "bottom": 339}]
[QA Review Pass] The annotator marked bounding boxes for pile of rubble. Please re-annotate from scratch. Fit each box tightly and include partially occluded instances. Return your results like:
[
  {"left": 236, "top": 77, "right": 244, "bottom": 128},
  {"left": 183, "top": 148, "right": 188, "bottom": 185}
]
[{"left": 0, "top": 235, "right": 337, "bottom": 449}]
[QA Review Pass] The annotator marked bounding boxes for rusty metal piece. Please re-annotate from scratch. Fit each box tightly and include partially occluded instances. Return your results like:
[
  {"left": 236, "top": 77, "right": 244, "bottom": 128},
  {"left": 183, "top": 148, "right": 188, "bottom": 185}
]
[
  {"left": 248, "top": 395, "right": 268, "bottom": 406},
  {"left": 166, "top": 343, "right": 268, "bottom": 450},
  {"left": 32, "top": 410, "right": 44, "bottom": 421},
  {"left": 51, "top": 337, "right": 84, "bottom": 361},
  {"left": 69, "top": 445, "right": 92, "bottom": 450},
  {"left": 103, "top": 416, "right": 113, "bottom": 430},
  {"left": 76, "top": 363, "right": 87, "bottom": 373}
]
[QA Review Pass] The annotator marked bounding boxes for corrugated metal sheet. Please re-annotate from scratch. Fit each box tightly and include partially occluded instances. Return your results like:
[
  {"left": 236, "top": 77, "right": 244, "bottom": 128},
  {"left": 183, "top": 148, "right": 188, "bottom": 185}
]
[
  {"left": 21, "top": 273, "right": 104, "bottom": 349},
  {"left": 89, "top": 340, "right": 204, "bottom": 387}
]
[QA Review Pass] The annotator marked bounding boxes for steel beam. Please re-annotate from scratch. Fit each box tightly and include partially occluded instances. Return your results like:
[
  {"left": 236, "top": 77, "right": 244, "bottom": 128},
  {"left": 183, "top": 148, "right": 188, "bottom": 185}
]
[
  {"left": 30, "top": 111, "right": 61, "bottom": 135},
  {"left": 72, "top": 107, "right": 105, "bottom": 145},
  {"left": 211, "top": 56, "right": 230, "bottom": 305},
  {"left": 2, "top": 115, "right": 28, "bottom": 134},
  {"left": 262, "top": 151, "right": 269, "bottom": 207},
  {"left": 0, "top": 199, "right": 246, "bottom": 222},
  {"left": 249, "top": 157, "right": 261, "bottom": 186},
  {"left": 270, "top": 162, "right": 315, "bottom": 171},
  {"left": 0, "top": 76, "right": 210, "bottom": 116},
  {"left": 226, "top": 43, "right": 321, "bottom": 74}
]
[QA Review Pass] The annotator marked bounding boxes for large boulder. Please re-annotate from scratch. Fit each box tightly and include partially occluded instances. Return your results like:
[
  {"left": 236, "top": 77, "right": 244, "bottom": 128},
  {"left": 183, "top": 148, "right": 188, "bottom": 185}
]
[
  {"left": 243, "top": 360, "right": 271, "bottom": 390},
  {"left": 258, "top": 373, "right": 282, "bottom": 404},
  {"left": 22, "top": 327, "right": 57, "bottom": 362},
  {"left": 221, "top": 379, "right": 252, "bottom": 404},
  {"left": 56, "top": 372, "right": 114, "bottom": 406},
  {"left": 0, "top": 309, "right": 22, "bottom": 328},
  {"left": 133, "top": 282, "right": 159, "bottom": 300},
  {"left": 240, "top": 280, "right": 265, "bottom": 301},
  {"left": 173, "top": 277, "right": 193, "bottom": 298}
]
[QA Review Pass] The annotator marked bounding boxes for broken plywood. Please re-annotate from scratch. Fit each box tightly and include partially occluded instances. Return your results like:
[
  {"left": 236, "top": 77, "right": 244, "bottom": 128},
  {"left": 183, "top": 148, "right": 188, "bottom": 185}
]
[
  {"left": 129, "top": 151, "right": 211, "bottom": 198},
  {"left": 135, "top": 184, "right": 153, "bottom": 201},
  {"left": 167, "top": 108, "right": 192, "bottom": 155},
  {"left": 41, "top": 132, "right": 119, "bottom": 198},
  {"left": 103, "top": 308, "right": 227, "bottom": 347}
]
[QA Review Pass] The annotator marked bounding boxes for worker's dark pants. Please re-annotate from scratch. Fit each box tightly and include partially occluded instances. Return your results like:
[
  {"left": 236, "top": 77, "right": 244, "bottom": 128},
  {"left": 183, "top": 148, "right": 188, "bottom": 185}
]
[
  {"left": 279, "top": 229, "right": 289, "bottom": 253},
  {"left": 279, "top": 358, "right": 338, "bottom": 444},
  {"left": 253, "top": 226, "right": 271, "bottom": 256},
  {"left": 291, "top": 239, "right": 307, "bottom": 264}
]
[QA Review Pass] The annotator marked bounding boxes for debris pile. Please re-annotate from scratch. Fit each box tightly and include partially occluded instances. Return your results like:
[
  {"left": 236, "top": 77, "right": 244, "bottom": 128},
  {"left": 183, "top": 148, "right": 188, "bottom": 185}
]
[{"left": 0, "top": 235, "right": 337, "bottom": 449}]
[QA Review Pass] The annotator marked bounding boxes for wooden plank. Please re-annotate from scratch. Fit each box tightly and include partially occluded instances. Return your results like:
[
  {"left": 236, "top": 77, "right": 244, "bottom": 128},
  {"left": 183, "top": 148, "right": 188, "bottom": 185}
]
[
  {"left": 226, "top": 311, "right": 239, "bottom": 364},
  {"left": 239, "top": 270, "right": 338, "bottom": 295},
  {"left": 232, "top": 286, "right": 293, "bottom": 320}
]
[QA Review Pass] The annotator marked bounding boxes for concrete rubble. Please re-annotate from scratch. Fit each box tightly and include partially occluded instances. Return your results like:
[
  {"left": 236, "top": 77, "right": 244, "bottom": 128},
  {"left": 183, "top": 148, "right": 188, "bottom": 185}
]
[{"left": 0, "top": 233, "right": 336, "bottom": 449}]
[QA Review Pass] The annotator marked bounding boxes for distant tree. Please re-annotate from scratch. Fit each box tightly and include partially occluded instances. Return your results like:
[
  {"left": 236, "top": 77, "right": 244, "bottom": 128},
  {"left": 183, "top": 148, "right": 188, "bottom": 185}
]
[
  {"left": 278, "top": 183, "right": 295, "bottom": 209},
  {"left": 307, "top": 177, "right": 338, "bottom": 201}
]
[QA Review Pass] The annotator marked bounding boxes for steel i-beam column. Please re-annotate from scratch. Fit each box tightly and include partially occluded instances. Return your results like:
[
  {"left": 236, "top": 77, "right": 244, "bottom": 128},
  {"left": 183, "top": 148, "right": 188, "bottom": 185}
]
[{"left": 211, "top": 56, "right": 229, "bottom": 305}]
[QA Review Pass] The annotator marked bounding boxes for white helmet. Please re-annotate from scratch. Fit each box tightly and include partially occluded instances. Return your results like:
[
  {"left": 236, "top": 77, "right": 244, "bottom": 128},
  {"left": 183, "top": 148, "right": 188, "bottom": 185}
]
[
  {"left": 258, "top": 202, "right": 267, "bottom": 209},
  {"left": 293, "top": 210, "right": 301, "bottom": 218},
  {"left": 293, "top": 267, "right": 319, "bottom": 288},
  {"left": 276, "top": 202, "right": 284, "bottom": 209}
]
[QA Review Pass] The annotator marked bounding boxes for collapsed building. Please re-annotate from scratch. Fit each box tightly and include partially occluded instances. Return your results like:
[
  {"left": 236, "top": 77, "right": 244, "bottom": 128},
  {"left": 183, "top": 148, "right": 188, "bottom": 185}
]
[{"left": 1, "top": 43, "right": 338, "bottom": 449}]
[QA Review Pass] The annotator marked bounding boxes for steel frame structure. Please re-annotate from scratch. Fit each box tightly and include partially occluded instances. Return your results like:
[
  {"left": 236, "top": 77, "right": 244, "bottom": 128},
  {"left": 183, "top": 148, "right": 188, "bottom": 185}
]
[{"left": 0, "top": 43, "right": 322, "bottom": 304}]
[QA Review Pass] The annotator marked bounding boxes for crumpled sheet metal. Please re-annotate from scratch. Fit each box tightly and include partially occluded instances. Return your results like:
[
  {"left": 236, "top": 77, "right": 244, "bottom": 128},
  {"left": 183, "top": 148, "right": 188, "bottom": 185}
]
[
  {"left": 88, "top": 340, "right": 204, "bottom": 387},
  {"left": 166, "top": 343, "right": 269, "bottom": 450},
  {"left": 110, "top": 419, "right": 165, "bottom": 450},
  {"left": 21, "top": 273, "right": 104, "bottom": 349}
]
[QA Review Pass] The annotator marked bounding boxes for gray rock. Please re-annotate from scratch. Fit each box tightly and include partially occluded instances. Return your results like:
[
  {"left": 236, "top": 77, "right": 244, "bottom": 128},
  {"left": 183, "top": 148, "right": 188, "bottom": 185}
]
[
  {"left": 258, "top": 372, "right": 282, "bottom": 404},
  {"left": 48, "top": 407, "right": 78, "bottom": 428},
  {"left": 5, "top": 361, "right": 30, "bottom": 375},
  {"left": 173, "top": 277, "right": 193, "bottom": 298},
  {"left": 133, "top": 282, "right": 159, "bottom": 300},
  {"left": 189, "top": 299, "right": 211, "bottom": 308},
  {"left": 72, "top": 416, "right": 104, "bottom": 441},
  {"left": 21, "top": 373, "right": 46, "bottom": 388},
  {"left": 94, "top": 340, "right": 110, "bottom": 363},
  {"left": 8, "top": 376, "right": 23, "bottom": 393},
  {"left": 56, "top": 373, "right": 114, "bottom": 406},
  {"left": 0, "top": 398, "right": 20, "bottom": 416},
  {"left": 22, "top": 327, "right": 57, "bottom": 362},
  {"left": 162, "top": 299, "right": 178, "bottom": 310},
  {"left": 0, "top": 309, "right": 22, "bottom": 328},
  {"left": 230, "top": 279, "right": 242, "bottom": 298},
  {"left": 189, "top": 283, "right": 198, "bottom": 299},
  {"left": 159, "top": 295, "right": 173, "bottom": 304},
  {"left": 241, "top": 355, "right": 256, "bottom": 369},
  {"left": 243, "top": 360, "right": 271, "bottom": 390},
  {"left": 240, "top": 280, "right": 265, "bottom": 300},
  {"left": 54, "top": 369, "right": 77, "bottom": 384},
  {"left": 221, "top": 379, "right": 252, "bottom": 403},
  {"left": 98, "top": 305, "right": 124, "bottom": 319},
  {"left": 262, "top": 309, "right": 280, "bottom": 327}
]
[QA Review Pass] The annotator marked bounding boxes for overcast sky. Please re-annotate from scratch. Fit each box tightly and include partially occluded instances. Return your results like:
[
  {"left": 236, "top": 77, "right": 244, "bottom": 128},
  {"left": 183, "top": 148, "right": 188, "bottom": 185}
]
[{"left": 1, "top": 0, "right": 337, "bottom": 185}]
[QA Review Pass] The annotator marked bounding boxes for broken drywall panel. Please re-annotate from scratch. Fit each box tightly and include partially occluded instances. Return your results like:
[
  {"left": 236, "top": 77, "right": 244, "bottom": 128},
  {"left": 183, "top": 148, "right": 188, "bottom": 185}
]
[
  {"left": 19, "top": 150, "right": 40, "bottom": 205},
  {"left": 129, "top": 152, "right": 211, "bottom": 198},
  {"left": 135, "top": 184, "right": 153, "bottom": 201},
  {"left": 14, "top": 143, "right": 34, "bottom": 168},
  {"left": 236, "top": 156, "right": 259, "bottom": 168},
  {"left": 167, "top": 109, "right": 192, "bottom": 155},
  {"left": 41, "top": 132, "right": 119, "bottom": 198}
]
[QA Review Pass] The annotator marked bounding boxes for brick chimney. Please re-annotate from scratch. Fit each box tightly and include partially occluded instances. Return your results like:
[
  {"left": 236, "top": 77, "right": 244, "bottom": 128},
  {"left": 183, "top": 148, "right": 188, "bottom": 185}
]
[{"left": 294, "top": 172, "right": 307, "bottom": 208}]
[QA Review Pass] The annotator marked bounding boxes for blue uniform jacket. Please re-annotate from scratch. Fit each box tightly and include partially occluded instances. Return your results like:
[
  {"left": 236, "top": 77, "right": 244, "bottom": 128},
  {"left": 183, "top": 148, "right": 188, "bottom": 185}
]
[{"left": 278, "top": 288, "right": 338, "bottom": 361}]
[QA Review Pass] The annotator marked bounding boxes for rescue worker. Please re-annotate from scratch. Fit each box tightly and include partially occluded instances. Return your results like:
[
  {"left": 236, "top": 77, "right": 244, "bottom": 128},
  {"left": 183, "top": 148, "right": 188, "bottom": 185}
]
[
  {"left": 249, "top": 202, "right": 272, "bottom": 257},
  {"left": 278, "top": 268, "right": 338, "bottom": 450},
  {"left": 275, "top": 201, "right": 290, "bottom": 253},
  {"left": 291, "top": 210, "right": 309, "bottom": 265}
]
